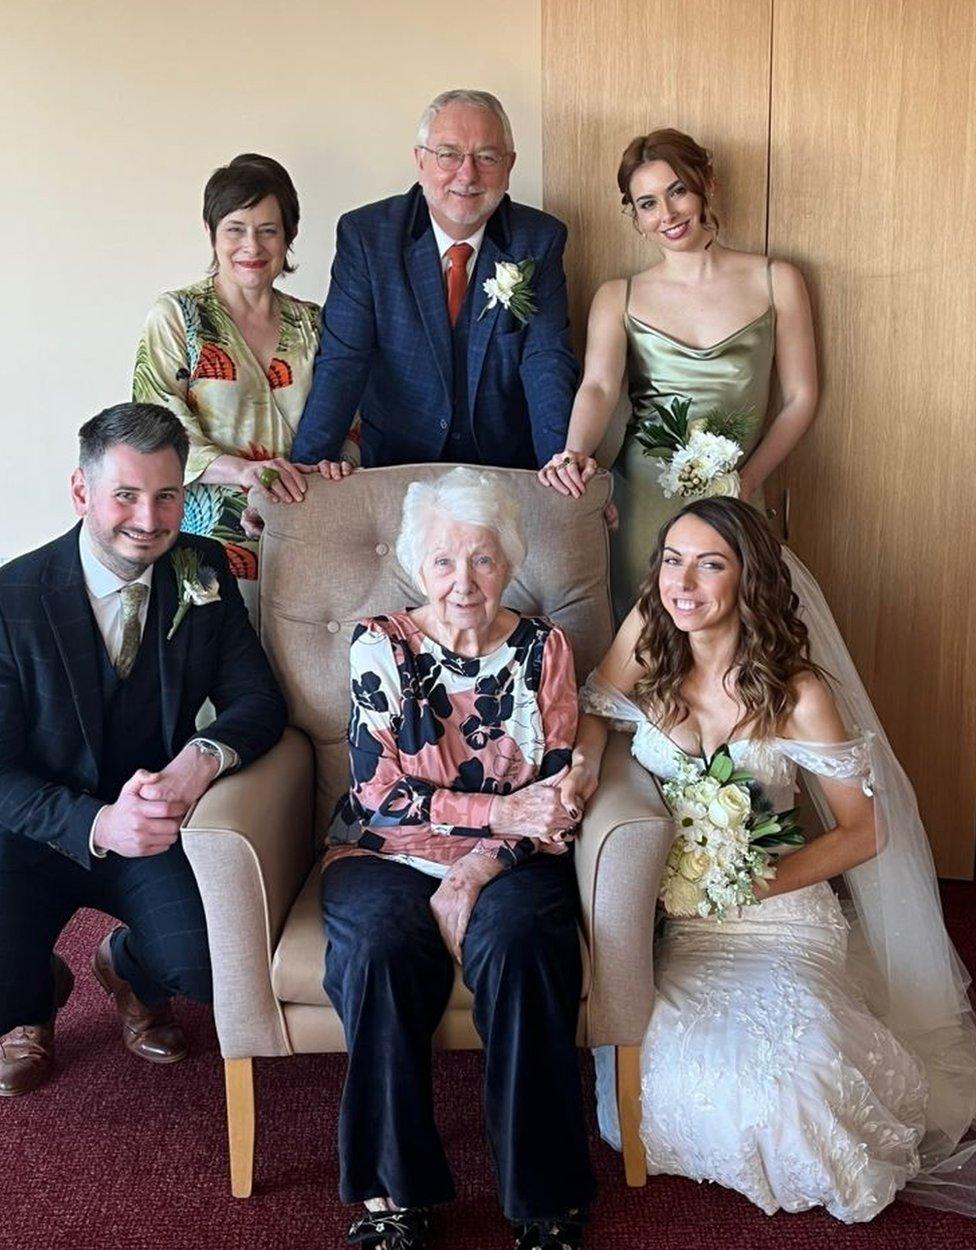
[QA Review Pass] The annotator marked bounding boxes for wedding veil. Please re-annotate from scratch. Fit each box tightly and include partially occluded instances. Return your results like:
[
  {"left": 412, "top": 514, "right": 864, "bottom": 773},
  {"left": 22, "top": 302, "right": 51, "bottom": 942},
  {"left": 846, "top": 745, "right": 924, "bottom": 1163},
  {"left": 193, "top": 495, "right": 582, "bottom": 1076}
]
[{"left": 784, "top": 549, "right": 976, "bottom": 1213}]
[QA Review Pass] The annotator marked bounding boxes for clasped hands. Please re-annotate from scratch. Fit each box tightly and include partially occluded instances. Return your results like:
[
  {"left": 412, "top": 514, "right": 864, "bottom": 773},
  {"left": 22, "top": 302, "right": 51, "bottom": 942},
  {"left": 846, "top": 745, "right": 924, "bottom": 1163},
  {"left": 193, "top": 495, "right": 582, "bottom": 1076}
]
[
  {"left": 92, "top": 743, "right": 221, "bottom": 858},
  {"left": 429, "top": 764, "right": 599, "bottom": 959}
]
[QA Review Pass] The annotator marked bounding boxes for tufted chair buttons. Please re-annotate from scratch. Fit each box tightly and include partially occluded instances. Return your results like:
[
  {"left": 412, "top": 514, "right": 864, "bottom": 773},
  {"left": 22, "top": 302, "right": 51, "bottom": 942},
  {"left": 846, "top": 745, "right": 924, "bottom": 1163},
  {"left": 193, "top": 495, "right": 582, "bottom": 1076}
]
[
  {"left": 375, "top": 542, "right": 389, "bottom": 557},
  {"left": 326, "top": 620, "right": 341, "bottom": 634}
]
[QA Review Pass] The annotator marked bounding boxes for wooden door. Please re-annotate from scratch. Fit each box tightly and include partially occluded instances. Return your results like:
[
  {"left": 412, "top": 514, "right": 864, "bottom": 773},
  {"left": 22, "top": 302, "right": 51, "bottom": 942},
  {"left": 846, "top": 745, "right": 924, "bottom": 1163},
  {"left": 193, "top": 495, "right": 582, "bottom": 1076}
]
[{"left": 768, "top": 0, "right": 976, "bottom": 876}]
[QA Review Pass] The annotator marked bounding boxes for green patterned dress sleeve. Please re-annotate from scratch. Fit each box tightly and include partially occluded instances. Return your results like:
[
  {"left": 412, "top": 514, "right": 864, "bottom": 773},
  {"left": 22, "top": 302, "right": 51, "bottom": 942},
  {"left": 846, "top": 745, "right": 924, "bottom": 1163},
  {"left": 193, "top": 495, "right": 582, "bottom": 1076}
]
[{"left": 132, "top": 277, "right": 323, "bottom": 580}]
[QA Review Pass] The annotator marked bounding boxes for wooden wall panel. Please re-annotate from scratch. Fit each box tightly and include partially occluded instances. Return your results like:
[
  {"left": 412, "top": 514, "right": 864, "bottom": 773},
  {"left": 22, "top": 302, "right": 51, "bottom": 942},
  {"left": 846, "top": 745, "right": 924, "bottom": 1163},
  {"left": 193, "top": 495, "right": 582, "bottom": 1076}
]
[
  {"left": 768, "top": 0, "right": 976, "bottom": 876},
  {"left": 542, "top": 0, "right": 976, "bottom": 874},
  {"left": 542, "top": 0, "right": 772, "bottom": 357}
]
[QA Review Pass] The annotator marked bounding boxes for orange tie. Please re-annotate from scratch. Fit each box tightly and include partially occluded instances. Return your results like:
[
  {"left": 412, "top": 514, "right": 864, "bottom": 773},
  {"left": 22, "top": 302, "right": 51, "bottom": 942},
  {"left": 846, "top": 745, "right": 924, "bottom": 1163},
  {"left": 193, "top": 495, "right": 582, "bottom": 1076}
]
[{"left": 445, "top": 242, "right": 474, "bottom": 327}]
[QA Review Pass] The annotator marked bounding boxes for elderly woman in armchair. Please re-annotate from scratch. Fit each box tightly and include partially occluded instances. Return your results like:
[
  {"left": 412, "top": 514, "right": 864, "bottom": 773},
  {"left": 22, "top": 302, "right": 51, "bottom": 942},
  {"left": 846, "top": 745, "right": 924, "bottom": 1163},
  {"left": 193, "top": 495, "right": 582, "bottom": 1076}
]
[{"left": 321, "top": 468, "right": 595, "bottom": 1250}]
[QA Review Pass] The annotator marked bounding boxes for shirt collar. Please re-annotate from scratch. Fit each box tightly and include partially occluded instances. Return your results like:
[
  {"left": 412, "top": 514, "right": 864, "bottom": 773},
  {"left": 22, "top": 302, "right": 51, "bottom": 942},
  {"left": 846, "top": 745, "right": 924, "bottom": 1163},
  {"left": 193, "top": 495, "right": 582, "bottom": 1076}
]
[
  {"left": 78, "top": 525, "right": 154, "bottom": 601},
  {"left": 429, "top": 218, "right": 486, "bottom": 261}
]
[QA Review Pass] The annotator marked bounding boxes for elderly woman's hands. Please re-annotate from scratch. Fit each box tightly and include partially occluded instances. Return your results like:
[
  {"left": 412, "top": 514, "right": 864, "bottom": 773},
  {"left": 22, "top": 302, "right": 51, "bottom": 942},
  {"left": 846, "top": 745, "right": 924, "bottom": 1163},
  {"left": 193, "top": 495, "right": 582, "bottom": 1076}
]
[
  {"left": 488, "top": 767, "right": 577, "bottom": 843},
  {"left": 430, "top": 851, "right": 506, "bottom": 960}
]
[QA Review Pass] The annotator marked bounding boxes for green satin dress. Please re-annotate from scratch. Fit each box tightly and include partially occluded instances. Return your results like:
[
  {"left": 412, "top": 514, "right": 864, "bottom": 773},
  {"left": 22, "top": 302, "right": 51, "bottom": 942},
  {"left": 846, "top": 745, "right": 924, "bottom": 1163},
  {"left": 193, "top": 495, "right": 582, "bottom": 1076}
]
[{"left": 612, "top": 262, "right": 776, "bottom": 619}]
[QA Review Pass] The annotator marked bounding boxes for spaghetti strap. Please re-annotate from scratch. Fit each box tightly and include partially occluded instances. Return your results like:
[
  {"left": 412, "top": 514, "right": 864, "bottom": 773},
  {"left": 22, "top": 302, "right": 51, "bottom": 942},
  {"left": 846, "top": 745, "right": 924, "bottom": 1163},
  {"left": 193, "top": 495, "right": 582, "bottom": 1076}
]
[
  {"left": 764, "top": 257, "right": 775, "bottom": 307},
  {"left": 624, "top": 275, "right": 633, "bottom": 320}
]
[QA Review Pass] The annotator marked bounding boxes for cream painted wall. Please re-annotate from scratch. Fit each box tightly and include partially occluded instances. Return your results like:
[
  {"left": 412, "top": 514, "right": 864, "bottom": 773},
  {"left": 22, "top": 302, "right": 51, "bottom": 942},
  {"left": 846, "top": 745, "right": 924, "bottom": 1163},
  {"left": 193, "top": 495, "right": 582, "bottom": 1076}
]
[{"left": 0, "top": 0, "right": 542, "bottom": 559}]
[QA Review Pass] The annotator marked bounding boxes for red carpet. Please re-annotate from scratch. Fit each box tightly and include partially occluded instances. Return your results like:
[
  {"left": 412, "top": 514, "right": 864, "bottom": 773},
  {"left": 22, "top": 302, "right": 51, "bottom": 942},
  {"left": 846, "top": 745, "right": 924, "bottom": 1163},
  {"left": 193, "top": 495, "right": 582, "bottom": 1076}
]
[{"left": 2, "top": 883, "right": 975, "bottom": 1249}]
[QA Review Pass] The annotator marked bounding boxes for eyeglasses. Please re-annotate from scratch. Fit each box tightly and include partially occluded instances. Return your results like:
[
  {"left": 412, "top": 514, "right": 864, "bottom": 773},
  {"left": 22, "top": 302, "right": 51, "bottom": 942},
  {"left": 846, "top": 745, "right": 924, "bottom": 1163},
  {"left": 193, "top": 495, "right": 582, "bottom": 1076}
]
[{"left": 417, "top": 145, "right": 510, "bottom": 172}]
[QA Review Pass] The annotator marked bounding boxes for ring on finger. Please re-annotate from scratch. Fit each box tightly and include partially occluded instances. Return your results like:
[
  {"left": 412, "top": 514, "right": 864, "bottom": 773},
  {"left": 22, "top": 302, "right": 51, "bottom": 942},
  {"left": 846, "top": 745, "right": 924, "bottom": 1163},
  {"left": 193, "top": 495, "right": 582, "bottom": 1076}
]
[
  {"left": 561, "top": 455, "right": 574, "bottom": 466},
  {"left": 259, "top": 467, "right": 281, "bottom": 489}
]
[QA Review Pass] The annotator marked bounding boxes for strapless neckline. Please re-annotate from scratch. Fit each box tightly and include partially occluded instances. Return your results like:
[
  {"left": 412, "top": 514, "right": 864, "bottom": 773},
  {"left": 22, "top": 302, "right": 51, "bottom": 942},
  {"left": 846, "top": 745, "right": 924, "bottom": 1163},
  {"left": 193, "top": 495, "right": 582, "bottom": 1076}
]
[{"left": 625, "top": 304, "right": 773, "bottom": 354}]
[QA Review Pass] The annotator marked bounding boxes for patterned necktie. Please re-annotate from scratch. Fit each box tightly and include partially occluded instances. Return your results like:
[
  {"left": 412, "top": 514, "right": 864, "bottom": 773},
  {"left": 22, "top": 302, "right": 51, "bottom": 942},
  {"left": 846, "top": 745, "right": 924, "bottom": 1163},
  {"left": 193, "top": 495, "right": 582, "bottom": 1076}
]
[
  {"left": 445, "top": 242, "right": 474, "bottom": 327},
  {"left": 115, "top": 582, "right": 148, "bottom": 680}
]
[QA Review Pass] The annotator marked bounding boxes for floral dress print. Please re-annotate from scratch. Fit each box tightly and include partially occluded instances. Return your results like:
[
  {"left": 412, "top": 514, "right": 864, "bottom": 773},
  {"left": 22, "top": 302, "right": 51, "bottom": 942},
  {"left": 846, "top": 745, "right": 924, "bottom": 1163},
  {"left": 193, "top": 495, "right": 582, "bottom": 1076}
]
[
  {"left": 326, "top": 612, "right": 578, "bottom": 873},
  {"left": 133, "top": 277, "right": 359, "bottom": 579}
]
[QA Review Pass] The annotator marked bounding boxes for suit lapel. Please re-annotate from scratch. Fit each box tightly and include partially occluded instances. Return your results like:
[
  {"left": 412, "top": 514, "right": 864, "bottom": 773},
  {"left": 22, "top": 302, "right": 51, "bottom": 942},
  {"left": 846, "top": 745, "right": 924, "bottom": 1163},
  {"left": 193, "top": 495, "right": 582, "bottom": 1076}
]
[
  {"left": 41, "top": 528, "right": 104, "bottom": 770},
  {"left": 404, "top": 194, "right": 453, "bottom": 405},
  {"left": 467, "top": 228, "right": 510, "bottom": 414},
  {"left": 155, "top": 546, "right": 190, "bottom": 754}
]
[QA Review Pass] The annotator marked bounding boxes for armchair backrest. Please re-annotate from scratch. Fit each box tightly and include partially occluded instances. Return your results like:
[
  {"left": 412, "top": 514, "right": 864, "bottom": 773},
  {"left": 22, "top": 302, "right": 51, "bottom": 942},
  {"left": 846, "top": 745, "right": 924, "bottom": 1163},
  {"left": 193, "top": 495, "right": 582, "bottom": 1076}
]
[{"left": 255, "top": 466, "right": 615, "bottom": 835}]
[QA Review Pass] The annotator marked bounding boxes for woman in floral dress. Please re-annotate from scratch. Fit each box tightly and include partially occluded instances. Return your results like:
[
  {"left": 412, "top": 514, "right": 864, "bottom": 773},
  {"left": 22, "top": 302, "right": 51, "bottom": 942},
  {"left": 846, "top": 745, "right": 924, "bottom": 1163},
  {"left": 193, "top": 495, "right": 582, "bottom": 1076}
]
[{"left": 133, "top": 153, "right": 357, "bottom": 586}]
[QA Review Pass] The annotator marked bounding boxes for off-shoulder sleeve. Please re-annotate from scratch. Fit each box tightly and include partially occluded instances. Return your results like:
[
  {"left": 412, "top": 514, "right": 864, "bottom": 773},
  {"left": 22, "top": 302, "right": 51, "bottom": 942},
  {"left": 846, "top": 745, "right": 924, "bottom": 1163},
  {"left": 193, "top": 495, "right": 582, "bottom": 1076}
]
[
  {"left": 133, "top": 293, "right": 224, "bottom": 483},
  {"left": 775, "top": 733, "right": 875, "bottom": 796},
  {"left": 579, "top": 669, "right": 646, "bottom": 732}
]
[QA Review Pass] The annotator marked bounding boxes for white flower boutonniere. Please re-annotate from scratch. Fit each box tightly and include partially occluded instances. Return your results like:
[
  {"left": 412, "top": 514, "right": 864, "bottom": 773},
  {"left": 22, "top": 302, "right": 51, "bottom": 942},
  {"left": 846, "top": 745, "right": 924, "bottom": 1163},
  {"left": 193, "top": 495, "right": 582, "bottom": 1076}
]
[
  {"left": 167, "top": 549, "right": 221, "bottom": 641},
  {"left": 479, "top": 259, "right": 537, "bottom": 325}
]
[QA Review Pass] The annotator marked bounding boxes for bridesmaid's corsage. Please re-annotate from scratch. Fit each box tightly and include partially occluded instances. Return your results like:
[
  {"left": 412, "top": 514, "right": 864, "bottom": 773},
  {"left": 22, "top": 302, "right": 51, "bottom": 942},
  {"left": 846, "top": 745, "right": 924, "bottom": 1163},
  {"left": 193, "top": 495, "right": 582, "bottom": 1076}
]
[
  {"left": 632, "top": 395, "right": 753, "bottom": 499},
  {"left": 167, "top": 549, "right": 221, "bottom": 640},
  {"left": 479, "top": 259, "right": 536, "bottom": 325}
]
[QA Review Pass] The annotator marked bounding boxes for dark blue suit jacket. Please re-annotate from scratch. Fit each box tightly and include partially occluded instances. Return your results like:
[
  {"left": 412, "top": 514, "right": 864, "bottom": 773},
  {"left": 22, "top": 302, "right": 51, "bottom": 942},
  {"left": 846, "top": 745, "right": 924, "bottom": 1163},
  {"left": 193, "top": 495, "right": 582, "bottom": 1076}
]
[
  {"left": 0, "top": 527, "right": 286, "bottom": 872},
  {"left": 291, "top": 185, "right": 579, "bottom": 469}
]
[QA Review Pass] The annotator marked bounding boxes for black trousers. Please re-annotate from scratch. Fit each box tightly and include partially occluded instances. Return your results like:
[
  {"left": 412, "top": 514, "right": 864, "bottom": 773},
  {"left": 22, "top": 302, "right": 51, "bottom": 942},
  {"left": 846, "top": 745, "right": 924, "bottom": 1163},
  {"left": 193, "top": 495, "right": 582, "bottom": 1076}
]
[
  {"left": 0, "top": 842, "right": 212, "bottom": 1035},
  {"left": 321, "top": 853, "right": 596, "bottom": 1222}
]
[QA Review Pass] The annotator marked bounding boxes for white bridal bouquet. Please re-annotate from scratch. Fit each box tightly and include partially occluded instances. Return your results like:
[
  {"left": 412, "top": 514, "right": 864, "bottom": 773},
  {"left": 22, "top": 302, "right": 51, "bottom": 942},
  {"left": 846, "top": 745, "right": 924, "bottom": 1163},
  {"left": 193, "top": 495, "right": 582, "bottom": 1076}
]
[
  {"left": 632, "top": 395, "right": 752, "bottom": 499},
  {"left": 659, "top": 745, "right": 804, "bottom": 920}
]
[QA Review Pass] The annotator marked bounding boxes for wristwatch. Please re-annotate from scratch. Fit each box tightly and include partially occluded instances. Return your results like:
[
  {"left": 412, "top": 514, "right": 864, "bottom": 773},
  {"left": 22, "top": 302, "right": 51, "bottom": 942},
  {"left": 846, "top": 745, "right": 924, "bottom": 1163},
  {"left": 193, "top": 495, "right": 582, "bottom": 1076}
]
[{"left": 191, "top": 739, "right": 225, "bottom": 772}]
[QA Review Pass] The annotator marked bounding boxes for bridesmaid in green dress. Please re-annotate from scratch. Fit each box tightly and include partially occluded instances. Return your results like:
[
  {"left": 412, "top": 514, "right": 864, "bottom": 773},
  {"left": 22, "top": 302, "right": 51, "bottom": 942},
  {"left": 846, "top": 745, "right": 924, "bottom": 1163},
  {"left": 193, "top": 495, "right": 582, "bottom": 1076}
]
[{"left": 538, "top": 129, "right": 818, "bottom": 618}]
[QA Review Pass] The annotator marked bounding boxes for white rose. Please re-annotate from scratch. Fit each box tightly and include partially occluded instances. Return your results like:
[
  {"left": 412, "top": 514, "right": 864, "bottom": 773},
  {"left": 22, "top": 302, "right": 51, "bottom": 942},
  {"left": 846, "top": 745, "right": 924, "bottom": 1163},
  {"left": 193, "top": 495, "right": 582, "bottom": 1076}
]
[
  {"left": 661, "top": 874, "right": 703, "bottom": 917},
  {"left": 494, "top": 261, "right": 522, "bottom": 296},
  {"left": 707, "top": 471, "right": 741, "bottom": 498},
  {"left": 707, "top": 784, "right": 752, "bottom": 829},
  {"left": 184, "top": 576, "right": 221, "bottom": 607},
  {"left": 678, "top": 848, "right": 711, "bottom": 882}
]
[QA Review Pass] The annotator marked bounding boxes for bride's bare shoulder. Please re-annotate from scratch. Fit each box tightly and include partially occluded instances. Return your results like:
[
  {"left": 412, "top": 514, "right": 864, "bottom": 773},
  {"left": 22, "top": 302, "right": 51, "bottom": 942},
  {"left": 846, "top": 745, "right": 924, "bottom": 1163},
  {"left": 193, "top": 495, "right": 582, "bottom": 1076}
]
[{"left": 783, "top": 671, "right": 848, "bottom": 742}]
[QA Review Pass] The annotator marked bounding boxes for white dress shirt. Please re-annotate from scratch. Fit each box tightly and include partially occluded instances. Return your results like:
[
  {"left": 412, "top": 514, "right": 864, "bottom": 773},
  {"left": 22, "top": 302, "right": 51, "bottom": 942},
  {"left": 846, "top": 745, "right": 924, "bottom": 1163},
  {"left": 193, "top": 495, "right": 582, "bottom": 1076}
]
[
  {"left": 78, "top": 527, "right": 236, "bottom": 856},
  {"left": 429, "top": 218, "right": 486, "bottom": 281}
]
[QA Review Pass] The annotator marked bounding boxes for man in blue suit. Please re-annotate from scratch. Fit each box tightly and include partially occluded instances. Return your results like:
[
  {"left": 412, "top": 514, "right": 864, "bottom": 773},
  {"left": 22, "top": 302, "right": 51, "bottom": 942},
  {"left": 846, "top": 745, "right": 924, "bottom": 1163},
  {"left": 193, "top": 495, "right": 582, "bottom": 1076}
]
[
  {"left": 291, "top": 89, "right": 579, "bottom": 472},
  {"left": 0, "top": 403, "right": 286, "bottom": 1096}
]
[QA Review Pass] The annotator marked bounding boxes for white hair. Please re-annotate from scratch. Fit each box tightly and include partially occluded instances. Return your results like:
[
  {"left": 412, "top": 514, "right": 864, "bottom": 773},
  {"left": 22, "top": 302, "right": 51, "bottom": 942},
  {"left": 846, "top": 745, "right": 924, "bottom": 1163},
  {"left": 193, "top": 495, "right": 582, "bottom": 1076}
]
[
  {"left": 396, "top": 468, "right": 526, "bottom": 591},
  {"left": 415, "top": 89, "right": 514, "bottom": 152}
]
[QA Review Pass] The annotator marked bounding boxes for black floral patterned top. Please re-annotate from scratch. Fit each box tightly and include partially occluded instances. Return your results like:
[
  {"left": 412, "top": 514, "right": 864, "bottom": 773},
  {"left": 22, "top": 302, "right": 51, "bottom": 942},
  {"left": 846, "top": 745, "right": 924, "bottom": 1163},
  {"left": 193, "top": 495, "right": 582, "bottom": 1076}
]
[{"left": 326, "top": 611, "right": 577, "bottom": 872}]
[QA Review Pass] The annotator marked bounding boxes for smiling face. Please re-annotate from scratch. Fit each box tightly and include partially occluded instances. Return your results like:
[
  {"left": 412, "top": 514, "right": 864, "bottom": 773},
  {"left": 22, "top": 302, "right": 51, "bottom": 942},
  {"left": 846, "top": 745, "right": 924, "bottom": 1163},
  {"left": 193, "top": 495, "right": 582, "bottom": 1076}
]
[
  {"left": 211, "top": 193, "right": 286, "bottom": 292},
  {"left": 629, "top": 159, "right": 711, "bottom": 251},
  {"left": 658, "top": 513, "right": 742, "bottom": 635},
  {"left": 72, "top": 443, "right": 184, "bottom": 579},
  {"left": 415, "top": 102, "right": 514, "bottom": 238},
  {"left": 418, "top": 515, "right": 510, "bottom": 644}
]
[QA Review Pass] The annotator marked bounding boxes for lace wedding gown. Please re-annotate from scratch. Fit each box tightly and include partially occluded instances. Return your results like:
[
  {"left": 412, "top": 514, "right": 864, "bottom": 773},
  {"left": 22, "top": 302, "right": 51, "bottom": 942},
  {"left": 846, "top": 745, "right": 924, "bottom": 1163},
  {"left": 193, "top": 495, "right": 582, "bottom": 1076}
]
[{"left": 584, "top": 679, "right": 932, "bottom": 1222}]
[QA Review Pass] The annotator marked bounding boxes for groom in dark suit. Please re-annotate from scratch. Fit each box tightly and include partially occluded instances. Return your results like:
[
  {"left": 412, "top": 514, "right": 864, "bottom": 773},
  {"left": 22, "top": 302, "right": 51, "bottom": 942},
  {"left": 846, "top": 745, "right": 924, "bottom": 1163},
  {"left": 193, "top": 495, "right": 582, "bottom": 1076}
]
[
  {"left": 0, "top": 402, "right": 286, "bottom": 1096},
  {"left": 291, "top": 88, "right": 579, "bottom": 473}
]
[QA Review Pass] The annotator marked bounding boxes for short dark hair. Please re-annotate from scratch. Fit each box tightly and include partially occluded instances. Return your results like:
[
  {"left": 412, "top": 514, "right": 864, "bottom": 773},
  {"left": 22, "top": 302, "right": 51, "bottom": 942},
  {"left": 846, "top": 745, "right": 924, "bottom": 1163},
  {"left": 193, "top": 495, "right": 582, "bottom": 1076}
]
[
  {"left": 78, "top": 403, "right": 189, "bottom": 475},
  {"left": 202, "top": 152, "right": 300, "bottom": 274}
]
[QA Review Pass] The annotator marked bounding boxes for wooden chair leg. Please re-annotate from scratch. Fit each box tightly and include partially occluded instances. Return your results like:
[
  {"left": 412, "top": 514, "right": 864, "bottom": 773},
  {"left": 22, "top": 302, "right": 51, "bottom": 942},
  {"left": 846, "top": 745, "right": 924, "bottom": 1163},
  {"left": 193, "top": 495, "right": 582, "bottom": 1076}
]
[
  {"left": 225, "top": 1057, "right": 255, "bottom": 1198},
  {"left": 615, "top": 1044, "right": 646, "bottom": 1187}
]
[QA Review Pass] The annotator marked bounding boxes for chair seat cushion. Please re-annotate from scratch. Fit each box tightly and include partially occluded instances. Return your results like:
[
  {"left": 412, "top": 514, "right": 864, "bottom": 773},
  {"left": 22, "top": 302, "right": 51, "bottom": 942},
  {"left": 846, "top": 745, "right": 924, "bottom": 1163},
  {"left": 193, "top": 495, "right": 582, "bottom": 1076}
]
[{"left": 271, "top": 856, "right": 590, "bottom": 1008}]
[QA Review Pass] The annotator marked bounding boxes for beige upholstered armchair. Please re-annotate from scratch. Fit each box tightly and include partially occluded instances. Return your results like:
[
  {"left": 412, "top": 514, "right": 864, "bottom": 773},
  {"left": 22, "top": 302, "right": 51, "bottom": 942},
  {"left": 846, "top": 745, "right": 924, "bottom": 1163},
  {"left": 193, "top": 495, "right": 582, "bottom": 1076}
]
[{"left": 180, "top": 466, "right": 673, "bottom": 1198}]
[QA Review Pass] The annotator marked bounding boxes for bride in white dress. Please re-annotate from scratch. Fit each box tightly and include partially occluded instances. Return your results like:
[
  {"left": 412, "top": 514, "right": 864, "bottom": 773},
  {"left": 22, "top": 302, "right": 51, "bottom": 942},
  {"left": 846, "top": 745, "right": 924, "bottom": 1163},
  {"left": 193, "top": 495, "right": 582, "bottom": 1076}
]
[{"left": 562, "top": 497, "right": 976, "bottom": 1222}]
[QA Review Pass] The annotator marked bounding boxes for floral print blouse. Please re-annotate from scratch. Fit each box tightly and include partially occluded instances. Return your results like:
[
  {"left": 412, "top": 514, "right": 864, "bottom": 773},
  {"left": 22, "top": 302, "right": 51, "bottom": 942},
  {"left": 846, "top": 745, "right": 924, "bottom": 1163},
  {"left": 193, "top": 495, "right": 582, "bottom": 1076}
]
[
  {"left": 326, "top": 611, "right": 578, "bottom": 873},
  {"left": 133, "top": 277, "right": 358, "bottom": 579}
]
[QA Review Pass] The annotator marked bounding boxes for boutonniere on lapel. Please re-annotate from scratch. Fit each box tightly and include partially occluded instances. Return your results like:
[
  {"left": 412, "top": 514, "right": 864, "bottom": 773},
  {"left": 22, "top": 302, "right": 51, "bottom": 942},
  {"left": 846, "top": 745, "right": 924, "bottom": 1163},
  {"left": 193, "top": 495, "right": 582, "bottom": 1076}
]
[
  {"left": 479, "top": 259, "right": 537, "bottom": 325},
  {"left": 166, "top": 549, "right": 221, "bottom": 641}
]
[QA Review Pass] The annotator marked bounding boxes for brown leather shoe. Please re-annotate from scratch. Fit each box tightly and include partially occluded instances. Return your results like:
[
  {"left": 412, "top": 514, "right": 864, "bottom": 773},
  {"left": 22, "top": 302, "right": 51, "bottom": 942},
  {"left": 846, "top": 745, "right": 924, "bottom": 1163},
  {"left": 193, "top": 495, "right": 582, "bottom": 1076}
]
[
  {"left": 0, "top": 955, "right": 74, "bottom": 1097},
  {"left": 92, "top": 927, "right": 188, "bottom": 1064}
]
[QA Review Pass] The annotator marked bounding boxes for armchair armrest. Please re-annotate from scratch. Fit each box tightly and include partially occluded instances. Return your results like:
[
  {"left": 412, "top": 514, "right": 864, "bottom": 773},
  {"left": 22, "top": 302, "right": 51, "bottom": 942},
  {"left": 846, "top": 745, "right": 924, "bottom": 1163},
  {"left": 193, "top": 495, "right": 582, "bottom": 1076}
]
[
  {"left": 181, "top": 728, "right": 316, "bottom": 1058},
  {"left": 574, "top": 732, "right": 673, "bottom": 1047}
]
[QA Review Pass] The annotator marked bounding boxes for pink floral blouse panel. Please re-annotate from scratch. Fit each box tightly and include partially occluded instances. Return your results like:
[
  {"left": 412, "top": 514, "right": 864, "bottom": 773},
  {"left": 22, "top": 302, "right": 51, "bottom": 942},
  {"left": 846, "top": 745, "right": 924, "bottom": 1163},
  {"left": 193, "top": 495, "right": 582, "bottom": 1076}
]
[{"left": 325, "top": 611, "right": 578, "bottom": 870}]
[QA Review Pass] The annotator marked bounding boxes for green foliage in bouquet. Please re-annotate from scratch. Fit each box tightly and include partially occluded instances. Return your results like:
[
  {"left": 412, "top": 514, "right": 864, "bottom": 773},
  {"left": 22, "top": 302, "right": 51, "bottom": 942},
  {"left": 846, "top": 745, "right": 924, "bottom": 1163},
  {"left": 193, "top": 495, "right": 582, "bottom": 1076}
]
[{"left": 630, "top": 395, "right": 756, "bottom": 460}]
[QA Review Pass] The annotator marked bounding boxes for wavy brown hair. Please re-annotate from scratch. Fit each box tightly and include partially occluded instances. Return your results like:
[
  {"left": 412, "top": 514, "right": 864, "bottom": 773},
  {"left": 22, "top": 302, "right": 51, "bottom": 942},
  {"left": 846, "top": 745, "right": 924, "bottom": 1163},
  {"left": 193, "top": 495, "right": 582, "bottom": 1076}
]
[{"left": 633, "top": 498, "right": 828, "bottom": 739}]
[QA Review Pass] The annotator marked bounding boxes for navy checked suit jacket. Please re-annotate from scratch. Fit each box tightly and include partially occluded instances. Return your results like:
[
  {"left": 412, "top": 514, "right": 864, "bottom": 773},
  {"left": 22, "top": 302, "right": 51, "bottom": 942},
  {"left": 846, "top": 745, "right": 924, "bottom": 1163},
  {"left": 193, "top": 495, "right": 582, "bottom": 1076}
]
[
  {"left": 290, "top": 185, "right": 579, "bottom": 470},
  {"left": 0, "top": 526, "right": 287, "bottom": 873}
]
